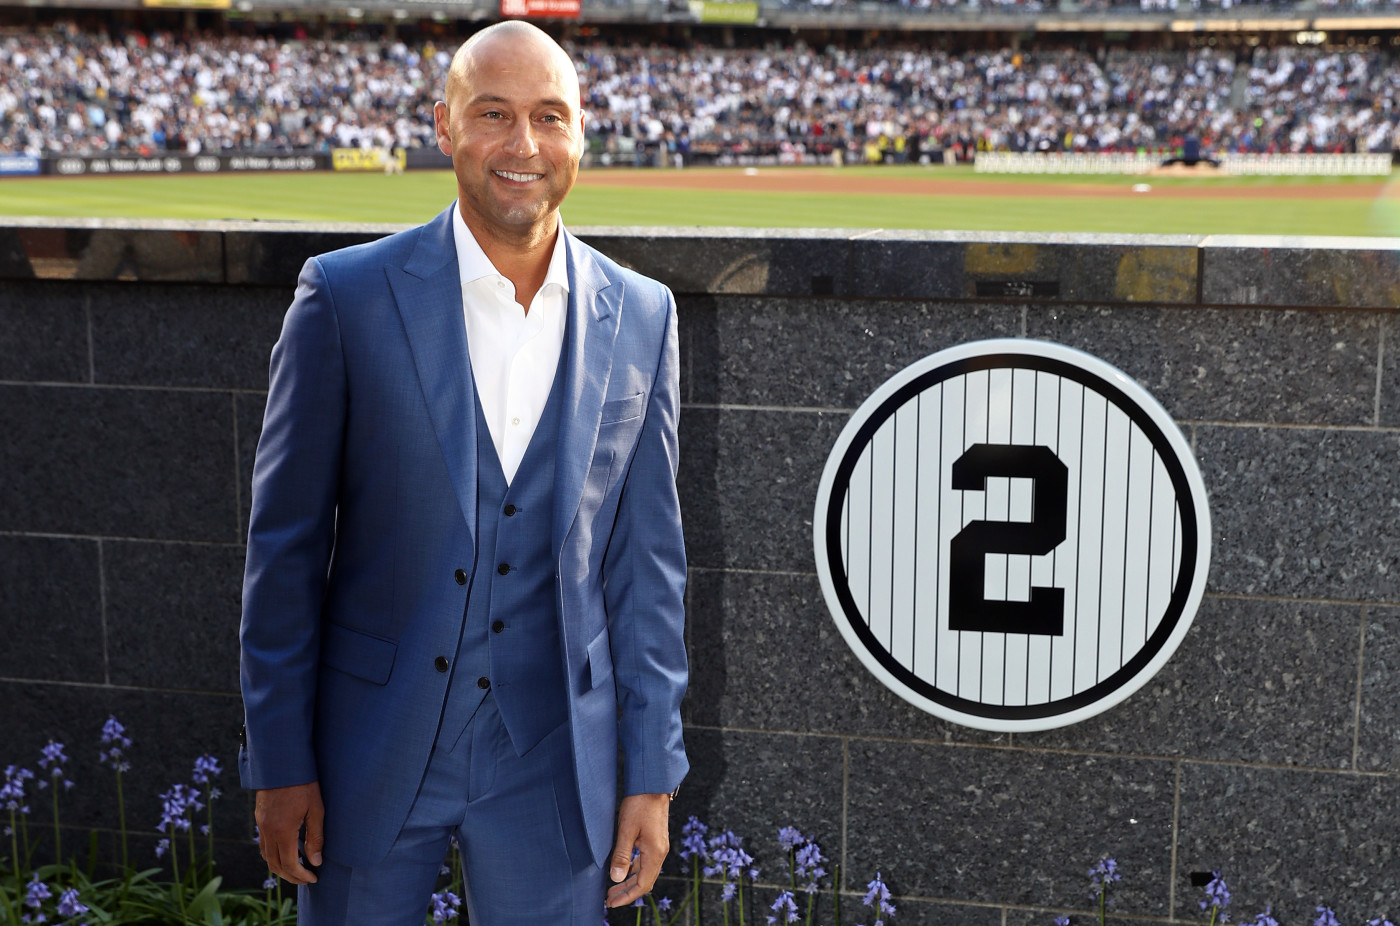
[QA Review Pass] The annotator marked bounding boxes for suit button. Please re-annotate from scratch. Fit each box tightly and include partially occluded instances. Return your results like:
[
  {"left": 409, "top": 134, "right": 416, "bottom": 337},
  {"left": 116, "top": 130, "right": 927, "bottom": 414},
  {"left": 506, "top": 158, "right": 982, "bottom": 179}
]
[
  {"left": 491, "top": 620, "right": 504, "bottom": 633},
  {"left": 434, "top": 656, "right": 449, "bottom": 672},
  {"left": 497, "top": 563, "right": 510, "bottom": 576},
  {"left": 503, "top": 504, "right": 517, "bottom": 517},
  {"left": 477, "top": 676, "right": 490, "bottom": 689},
  {"left": 453, "top": 569, "right": 467, "bottom": 586}
]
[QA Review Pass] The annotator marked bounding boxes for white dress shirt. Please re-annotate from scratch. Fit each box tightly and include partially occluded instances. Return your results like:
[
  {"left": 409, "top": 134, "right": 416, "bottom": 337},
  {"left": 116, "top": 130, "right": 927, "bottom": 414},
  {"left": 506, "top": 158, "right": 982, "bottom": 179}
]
[{"left": 450, "top": 203, "right": 569, "bottom": 484}]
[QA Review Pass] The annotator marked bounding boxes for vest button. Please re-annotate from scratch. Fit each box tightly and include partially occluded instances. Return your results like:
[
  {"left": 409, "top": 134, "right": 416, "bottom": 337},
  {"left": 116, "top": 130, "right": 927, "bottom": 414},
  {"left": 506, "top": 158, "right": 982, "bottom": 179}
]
[
  {"left": 453, "top": 569, "right": 467, "bottom": 586},
  {"left": 434, "top": 656, "right": 449, "bottom": 672},
  {"left": 503, "top": 504, "right": 517, "bottom": 517},
  {"left": 497, "top": 563, "right": 510, "bottom": 576},
  {"left": 491, "top": 620, "right": 504, "bottom": 633},
  {"left": 477, "top": 676, "right": 490, "bottom": 689}
]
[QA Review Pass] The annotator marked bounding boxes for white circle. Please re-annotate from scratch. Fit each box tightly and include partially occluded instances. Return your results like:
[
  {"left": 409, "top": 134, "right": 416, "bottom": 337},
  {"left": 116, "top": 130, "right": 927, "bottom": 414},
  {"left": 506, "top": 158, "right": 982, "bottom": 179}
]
[{"left": 813, "top": 338, "right": 1212, "bottom": 732}]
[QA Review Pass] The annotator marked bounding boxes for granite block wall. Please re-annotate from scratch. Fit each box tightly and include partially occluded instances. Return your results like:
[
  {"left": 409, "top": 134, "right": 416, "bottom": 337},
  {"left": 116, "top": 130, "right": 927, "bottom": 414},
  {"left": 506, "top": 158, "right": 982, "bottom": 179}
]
[{"left": 1, "top": 218, "right": 1397, "bottom": 924}]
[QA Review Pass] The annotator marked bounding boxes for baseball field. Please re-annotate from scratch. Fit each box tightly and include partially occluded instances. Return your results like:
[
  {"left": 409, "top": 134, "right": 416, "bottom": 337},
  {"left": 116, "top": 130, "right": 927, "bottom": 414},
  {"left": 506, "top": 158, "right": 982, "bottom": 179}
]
[{"left": 5, "top": 164, "right": 1397, "bottom": 237}]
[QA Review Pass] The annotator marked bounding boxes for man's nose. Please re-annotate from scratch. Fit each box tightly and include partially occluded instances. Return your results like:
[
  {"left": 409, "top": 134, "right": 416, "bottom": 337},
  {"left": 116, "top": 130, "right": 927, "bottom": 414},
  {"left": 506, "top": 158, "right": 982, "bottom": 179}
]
[{"left": 504, "top": 119, "right": 538, "bottom": 158}]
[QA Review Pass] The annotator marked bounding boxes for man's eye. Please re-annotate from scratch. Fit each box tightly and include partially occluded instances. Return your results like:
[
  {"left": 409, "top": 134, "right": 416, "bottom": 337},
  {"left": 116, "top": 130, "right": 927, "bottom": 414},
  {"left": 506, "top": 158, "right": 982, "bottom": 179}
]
[{"left": 540, "top": 114, "right": 560, "bottom": 124}]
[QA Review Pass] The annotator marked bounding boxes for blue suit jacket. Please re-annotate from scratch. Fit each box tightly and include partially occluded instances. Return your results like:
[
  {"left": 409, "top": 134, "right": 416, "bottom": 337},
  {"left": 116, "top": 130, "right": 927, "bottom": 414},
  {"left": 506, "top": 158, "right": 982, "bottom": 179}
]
[{"left": 238, "top": 205, "right": 689, "bottom": 868}]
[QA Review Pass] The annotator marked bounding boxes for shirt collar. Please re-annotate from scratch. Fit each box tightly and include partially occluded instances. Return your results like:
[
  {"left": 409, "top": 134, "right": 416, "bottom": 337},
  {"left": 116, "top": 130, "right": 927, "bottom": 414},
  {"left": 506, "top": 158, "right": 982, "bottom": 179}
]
[{"left": 450, "top": 201, "right": 571, "bottom": 295}]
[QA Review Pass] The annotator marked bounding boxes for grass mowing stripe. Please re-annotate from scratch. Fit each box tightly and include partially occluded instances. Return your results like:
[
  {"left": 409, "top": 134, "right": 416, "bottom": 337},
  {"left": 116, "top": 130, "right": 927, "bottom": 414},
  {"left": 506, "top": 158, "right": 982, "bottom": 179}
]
[{"left": 1, "top": 168, "right": 1393, "bottom": 236}]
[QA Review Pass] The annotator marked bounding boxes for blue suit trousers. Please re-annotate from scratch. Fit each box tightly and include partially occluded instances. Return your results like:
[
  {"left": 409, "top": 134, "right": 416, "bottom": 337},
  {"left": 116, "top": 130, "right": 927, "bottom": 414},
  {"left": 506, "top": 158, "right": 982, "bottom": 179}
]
[{"left": 298, "top": 694, "right": 605, "bottom": 926}]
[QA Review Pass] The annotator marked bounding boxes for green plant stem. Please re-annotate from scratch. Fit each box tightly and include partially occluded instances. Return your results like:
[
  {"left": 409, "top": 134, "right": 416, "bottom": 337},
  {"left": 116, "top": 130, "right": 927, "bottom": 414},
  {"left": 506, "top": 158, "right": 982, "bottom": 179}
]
[
  {"left": 8, "top": 808, "right": 19, "bottom": 897},
  {"left": 737, "top": 878, "right": 745, "bottom": 926},
  {"left": 805, "top": 888, "right": 815, "bottom": 926},
  {"left": 168, "top": 827, "right": 187, "bottom": 924},
  {"left": 832, "top": 864, "right": 840, "bottom": 926},
  {"left": 204, "top": 785, "right": 215, "bottom": 875},
  {"left": 1209, "top": 906, "right": 1219, "bottom": 926},
  {"left": 1099, "top": 885, "right": 1107, "bottom": 926},
  {"left": 115, "top": 769, "right": 129, "bottom": 871},
  {"left": 49, "top": 780, "right": 61, "bottom": 865},
  {"left": 692, "top": 864, "right": 701, "bottom": 926}
]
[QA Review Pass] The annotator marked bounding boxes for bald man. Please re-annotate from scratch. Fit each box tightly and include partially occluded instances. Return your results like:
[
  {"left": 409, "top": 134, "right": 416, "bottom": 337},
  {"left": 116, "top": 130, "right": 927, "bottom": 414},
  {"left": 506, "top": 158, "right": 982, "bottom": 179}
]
[{"left": 238, "top": 22, "right": 688, "bottom": 925}]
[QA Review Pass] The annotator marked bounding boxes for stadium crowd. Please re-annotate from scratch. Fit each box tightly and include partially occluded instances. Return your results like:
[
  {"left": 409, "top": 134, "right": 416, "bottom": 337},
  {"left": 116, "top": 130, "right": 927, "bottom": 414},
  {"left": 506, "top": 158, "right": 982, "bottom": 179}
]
[{"left": 2, "top": 22, "right": 1397, "bottom": 162}]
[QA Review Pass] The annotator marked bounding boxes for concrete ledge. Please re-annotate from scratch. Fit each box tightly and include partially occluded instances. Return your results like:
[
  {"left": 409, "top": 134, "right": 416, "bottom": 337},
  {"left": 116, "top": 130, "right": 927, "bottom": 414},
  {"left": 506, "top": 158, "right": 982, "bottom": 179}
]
[{"left": 4, "top": 217, "right": 1397, "bottom": 307}]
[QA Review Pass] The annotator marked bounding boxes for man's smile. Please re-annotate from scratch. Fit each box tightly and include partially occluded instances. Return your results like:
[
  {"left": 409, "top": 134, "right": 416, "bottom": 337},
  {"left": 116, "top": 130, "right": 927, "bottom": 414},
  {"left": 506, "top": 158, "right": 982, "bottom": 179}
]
[{"left": 494, "top": 169, "right": 544, "bottom": 183}]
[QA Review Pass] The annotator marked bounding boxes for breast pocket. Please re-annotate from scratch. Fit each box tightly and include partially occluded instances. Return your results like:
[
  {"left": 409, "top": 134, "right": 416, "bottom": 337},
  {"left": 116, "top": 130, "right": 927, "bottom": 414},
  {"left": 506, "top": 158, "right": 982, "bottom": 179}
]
[{"left": 600, "top": 392, "right": 645, "bottom": 425}]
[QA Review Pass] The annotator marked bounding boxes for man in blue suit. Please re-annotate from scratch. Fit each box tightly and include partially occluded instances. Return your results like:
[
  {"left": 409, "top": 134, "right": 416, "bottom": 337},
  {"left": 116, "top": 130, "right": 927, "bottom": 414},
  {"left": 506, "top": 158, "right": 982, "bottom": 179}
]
[{"left": 238, "top": 21, "right": 688, "bottom": 925}]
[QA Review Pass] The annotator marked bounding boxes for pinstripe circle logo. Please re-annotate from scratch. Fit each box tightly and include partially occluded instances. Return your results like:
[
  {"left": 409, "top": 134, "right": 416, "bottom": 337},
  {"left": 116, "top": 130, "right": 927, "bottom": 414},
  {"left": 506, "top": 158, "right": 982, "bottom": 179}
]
[{"left": 814, "top": 339, "right": 1211, "bottom": 732}]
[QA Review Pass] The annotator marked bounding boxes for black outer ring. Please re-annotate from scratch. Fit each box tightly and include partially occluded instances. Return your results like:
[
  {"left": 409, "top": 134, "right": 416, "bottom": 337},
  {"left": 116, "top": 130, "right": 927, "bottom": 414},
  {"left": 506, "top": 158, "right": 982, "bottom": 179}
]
[{"left": 824, "top": 352, "right": 1200, "bottom": 721}]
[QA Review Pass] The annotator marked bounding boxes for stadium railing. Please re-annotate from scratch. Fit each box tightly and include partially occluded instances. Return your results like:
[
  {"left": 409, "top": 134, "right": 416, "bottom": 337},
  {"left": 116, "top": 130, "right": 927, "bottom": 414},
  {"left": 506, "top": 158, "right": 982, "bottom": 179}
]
[{"left": 975, "top": 151, "right": 1395, "bottom": 176}]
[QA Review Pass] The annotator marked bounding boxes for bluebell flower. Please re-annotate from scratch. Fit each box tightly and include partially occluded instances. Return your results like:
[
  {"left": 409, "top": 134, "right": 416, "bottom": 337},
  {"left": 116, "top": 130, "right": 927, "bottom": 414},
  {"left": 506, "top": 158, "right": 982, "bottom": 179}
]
[
  {"left": 1054, "top": 918, "right": 1070, "bottom": 926},
  {"left": 721, "top": 882, "right": 737, "bottom": 903},
  {"left": 263, "top": 876, "right": 278, "bottom": 890},
  {"left": 36, "top": 742, "right": 73, "bottom": 791},
  {"left": 24, "top": 874, "right": 51, "bottom": 910},
  {"left": 98, "top": 717, "right": 133, "bottom": 773},
  {"left": 1088, "top": 858, "right": 1120, "bottom": 890},
  {"left": 767, "top": 890, "right": 799, "bottom": 925},
  {"left": 1248, "top": 907, "right": 1279, "bottom": 926},
  {"left": 795, "top": 840, "right": 827, "bottom": 893},
  {"left": 678, "top": 816, "right": 708, "bottom": 872},
  {"left": 1, "top": 765, "right": 35, "bottom": 816},
  {"left": 858, "top": 871, "right": 896, "bottom": 926},
  {"left": 705, "top": 829, "right": 756, "bottom": 899},
  {"left": 156, "top": 782, "right": 204, "bottom": 833},
  {"left": 1367, "top": 919, "right": 1396, "bottom": 926},
  {"left": 1200, "top": 872, "right": 1232, "bottom": 924},
  {"left": 192, "top": 755, "right": 222, "bottom": 786},
  {"left": 155, "top": 838, "right": 170, "bottom": 858},
  {"left": 428, "top": 890, "right": 461, "bottom": 924},
  {"left": 657, "top": 898, "right": 673, "bottom": 912},
  {"left": 1315, "top": 908, "right": 1341, "bottom": 926},
  {"left": 778, "top": 827, "right": 806, "bottom": 852},
  {"left": 55, "top": 888, "right": 88, "bottom": 918},
  {"left": 631, "top": 897, "right": 646, "bottom": 908}
]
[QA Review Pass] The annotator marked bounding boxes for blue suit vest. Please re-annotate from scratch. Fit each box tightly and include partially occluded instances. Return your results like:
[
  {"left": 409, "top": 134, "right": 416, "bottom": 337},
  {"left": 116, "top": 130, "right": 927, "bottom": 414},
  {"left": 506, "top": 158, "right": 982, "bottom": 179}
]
[{"left": 440, "top": 360, "right": 569, "bottom": 754}]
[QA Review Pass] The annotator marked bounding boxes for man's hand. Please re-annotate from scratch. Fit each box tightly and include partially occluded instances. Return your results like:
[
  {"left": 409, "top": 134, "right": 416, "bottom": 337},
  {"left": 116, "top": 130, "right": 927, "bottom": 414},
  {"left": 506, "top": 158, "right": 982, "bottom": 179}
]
[
  {"left": 255, "top": 781, "right": 325, "bottom": 885},
  {"left": 605, "top": 793, "right": 672, "bottom": 908}
]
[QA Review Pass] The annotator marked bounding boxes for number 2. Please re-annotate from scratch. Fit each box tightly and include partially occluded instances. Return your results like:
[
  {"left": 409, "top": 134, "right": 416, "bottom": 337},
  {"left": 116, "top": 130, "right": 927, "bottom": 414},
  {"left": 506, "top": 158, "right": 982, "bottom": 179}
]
[{"left": 948, "top": 444, "right": 1068, "bottom": 636}]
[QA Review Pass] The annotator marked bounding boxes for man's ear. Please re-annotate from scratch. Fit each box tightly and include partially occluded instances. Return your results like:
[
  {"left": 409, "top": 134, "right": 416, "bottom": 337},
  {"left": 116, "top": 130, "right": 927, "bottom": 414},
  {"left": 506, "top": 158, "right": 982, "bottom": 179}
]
[{"left": 434, "top": 101, "right": 452, "bottom": 158}]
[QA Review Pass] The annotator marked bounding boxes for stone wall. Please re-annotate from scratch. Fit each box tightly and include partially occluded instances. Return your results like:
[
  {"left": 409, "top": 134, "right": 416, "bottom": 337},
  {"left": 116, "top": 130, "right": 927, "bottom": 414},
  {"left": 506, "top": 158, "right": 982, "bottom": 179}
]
[{"left": 1, "top": 218, "right": 1397, "bottom": 924}]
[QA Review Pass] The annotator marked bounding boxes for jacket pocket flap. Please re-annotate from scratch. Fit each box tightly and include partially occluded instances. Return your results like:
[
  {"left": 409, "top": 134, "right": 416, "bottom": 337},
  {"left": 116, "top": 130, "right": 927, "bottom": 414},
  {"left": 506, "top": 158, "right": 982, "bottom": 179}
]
[
  {"left": 586, "top": 629, "right": 614, "bottom": 689},
  {"left": 600, "top": 393, "right": 645, "bottom": 425},
  {"left": 321, "top": 622, "right": 397, "bottom": 686}
]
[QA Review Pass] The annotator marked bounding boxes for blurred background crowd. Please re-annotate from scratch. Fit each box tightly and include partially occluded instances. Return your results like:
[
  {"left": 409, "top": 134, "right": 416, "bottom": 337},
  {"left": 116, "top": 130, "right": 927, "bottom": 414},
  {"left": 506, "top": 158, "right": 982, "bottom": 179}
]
[{"left": 3, "top": 20, "right": 1398, "bottom": 162}]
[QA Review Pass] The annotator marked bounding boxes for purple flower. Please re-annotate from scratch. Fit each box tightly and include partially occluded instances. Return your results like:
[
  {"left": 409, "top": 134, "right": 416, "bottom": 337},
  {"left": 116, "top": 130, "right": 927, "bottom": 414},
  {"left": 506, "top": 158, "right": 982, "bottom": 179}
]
[
  {"left": 1249, "top": 908, "right": 1279, "bottom": 926},
  {"left": 428, "top": 890, "right": 461, "bottom": 924},
  {"left": 679, "top": 816, "right": 709, "bottom": 870},
  {"left": 1367, "top": 919, "right": 1396, "bottom": 926},
  {"left": 704, "top": 829, "right": 756, "bottom": 899},
  {"left": 1054, "top": 918, "right": 1071, "bottom": 926},
  {"left": 795, "top": 840, "right": 827, "bottom": 893},
  {"left": 721, "top": 882, "right": 737, "bottom": 903},
  {"left": 631, "top": 898, "right": 646, "bottom": 908},
  {"left": 263, "top": 876, "right": 278, "bottom": 890},
  {"left": 1, "top": 765, "right": 35, "bottom": 814},
  {"left": 156, "top": 782, "right": 204, "bottom": 833},
  {"left": 99, "top": 717, "right": 132, "bottom": 773},
  {"left": 1201, "top": 872, "right": 1232, "bottom": 921},
  {"left": 36, "top": 742, "right": 73, "bottom": 790},
  {"left": 24, "top": 874, "right": 51, "bottom": 909},
  {"left": 858, "top": 871, "right": 896, "bottom": 926},
  {"left": 192, "top": 755, "right": 222, "bottom": 787},
  {"left": 778, "top": 827, "right": 806, "bottom": 852},
  {"left": 1315, "top": 908, "right": 1341, "bottom": 926},
  {"left": 657, "top": 898, "right": 673, "bottom": 912},
  {"left": 767, "top": 890, "right": 799, "bottom": 925},
  {"left": 55, "top": 888, "right": 88, "bottom": 918},
  {"left": 155, "top": 838, "right": 170, "bottom": 858}
]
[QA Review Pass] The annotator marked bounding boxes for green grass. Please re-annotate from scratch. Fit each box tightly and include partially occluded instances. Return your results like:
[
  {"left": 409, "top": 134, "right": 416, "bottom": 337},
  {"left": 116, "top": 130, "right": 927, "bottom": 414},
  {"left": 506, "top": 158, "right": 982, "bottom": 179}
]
[{"left": 3, "top": 165, "right": 1395, "bottom": 236}]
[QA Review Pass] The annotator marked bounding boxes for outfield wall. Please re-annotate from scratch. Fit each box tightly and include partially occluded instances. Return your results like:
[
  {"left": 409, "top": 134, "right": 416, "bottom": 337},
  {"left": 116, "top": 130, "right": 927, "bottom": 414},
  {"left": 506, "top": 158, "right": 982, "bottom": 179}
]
[{"left": 2, "top": 218, "right": 1399, "bottom": 924}]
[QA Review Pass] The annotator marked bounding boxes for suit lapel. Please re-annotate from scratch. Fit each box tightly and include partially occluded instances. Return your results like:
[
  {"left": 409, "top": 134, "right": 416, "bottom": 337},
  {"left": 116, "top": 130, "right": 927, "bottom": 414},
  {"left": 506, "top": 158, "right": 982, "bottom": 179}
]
[
  {"left": 387, "top": 205, "right": 479, "bottom": 551},
  {"left": 553, "top": 230, "right": 624, "bottom": 557}
]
